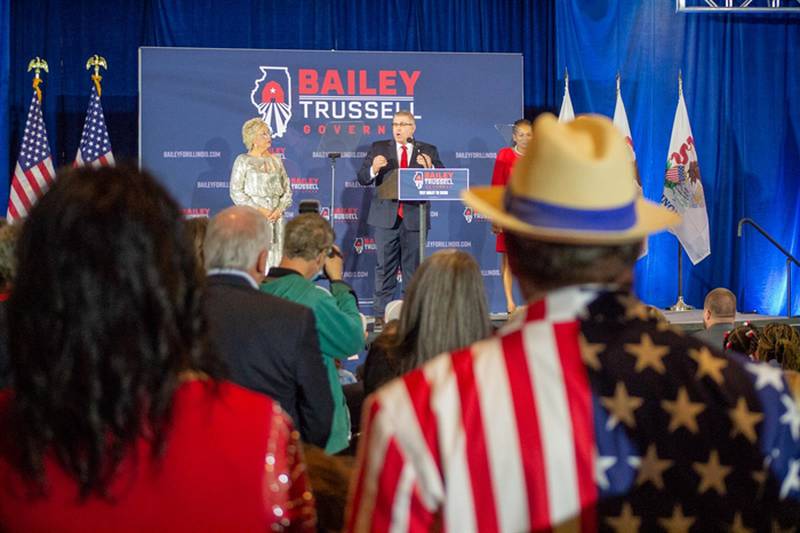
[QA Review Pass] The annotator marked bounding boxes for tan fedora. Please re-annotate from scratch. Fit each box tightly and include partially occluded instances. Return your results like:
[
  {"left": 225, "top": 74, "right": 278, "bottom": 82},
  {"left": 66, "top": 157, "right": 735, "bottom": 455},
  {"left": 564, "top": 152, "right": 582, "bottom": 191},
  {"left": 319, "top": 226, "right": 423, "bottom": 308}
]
[{"left": 462, "top": 113, "right": 681, "bottom": 245}]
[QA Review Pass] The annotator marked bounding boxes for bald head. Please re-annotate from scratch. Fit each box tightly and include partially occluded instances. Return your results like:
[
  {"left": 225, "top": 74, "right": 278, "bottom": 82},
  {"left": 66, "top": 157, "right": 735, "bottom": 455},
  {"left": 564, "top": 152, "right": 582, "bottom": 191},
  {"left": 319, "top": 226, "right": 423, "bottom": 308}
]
[
  {"left": 204, "top": 206, "right": 269, "bottom": 274},
  {"left": 703, "top": 287, "right": 736, "bottom": 327}
]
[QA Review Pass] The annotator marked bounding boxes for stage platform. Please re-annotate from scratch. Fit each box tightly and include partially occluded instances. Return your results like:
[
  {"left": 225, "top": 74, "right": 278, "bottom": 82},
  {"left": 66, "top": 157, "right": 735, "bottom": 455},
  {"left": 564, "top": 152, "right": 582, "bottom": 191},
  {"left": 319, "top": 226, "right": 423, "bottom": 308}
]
[
  {"left": 661, "top": 309, "right": 800, "bottom": 333},
  {"left": 364, "top": 310, "right": 799, "bottom": 343},
  {"left": 367, "top": 309, "right": 800, "bottom": 334},
  {"left": 349, "top": 310, "right": 800, "bottom": 372},
  {"left": 489, "top": 309, "right": 799, "bottom": 334}
]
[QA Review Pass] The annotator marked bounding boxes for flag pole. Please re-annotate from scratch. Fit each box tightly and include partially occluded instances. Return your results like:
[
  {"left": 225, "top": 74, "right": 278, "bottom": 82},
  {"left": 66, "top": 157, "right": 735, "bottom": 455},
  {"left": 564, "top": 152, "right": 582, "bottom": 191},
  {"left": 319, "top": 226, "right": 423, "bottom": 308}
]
[
  {"left": 669, "top": 70, "right": 694, "bottom": 311},
  {"left": 670, "top": 239, "right": 693, "bottom": 311},
  {"left": 86, "top": 54, "right": 108, "bottom": 97},
  {"left": 75, "top": 54, "right": 115, "bottom": 168},
  {"left": 27, "top": 57, "right": 49, "bottom": 103}
]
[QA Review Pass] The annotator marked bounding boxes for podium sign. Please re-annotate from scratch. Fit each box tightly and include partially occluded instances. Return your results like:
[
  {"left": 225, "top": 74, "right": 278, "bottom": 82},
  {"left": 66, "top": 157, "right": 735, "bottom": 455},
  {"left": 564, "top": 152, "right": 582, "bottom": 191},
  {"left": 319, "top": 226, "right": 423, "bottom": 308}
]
[
  {"left": 398, "top": 168, "right": 470, "bottom": 201},
  {"left": 396, "top": 168, "right": 470, "bottom": 264}
]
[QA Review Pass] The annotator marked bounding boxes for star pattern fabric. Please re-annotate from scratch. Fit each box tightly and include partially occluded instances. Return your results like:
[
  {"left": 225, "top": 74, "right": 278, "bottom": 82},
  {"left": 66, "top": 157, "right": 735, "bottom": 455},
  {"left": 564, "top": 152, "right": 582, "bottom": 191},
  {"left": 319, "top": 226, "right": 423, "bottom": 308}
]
[
  {"left": 346, "top": 287, "right": 800, "bottom": 532},
  {"left": 582, "top": 291, "right": 800, "bottom": 531},
  {"left": 75, "top": 85, "right": 114, "bottom": 167}
]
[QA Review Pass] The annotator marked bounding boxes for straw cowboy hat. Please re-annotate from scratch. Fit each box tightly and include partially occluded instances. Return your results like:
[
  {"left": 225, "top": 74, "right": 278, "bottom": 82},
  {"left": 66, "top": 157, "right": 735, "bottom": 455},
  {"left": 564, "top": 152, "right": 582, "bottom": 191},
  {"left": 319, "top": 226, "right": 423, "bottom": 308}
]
[{"left": 462, "top": 113, "right": 680, "bottom": 245}]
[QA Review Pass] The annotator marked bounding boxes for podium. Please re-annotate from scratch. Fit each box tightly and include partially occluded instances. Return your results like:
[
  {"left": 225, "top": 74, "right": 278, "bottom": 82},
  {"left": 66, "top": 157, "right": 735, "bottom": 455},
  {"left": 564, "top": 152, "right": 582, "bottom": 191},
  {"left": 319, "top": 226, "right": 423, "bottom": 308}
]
[{"left": 390, "top": 168, "right": 470, "bottom": 264}]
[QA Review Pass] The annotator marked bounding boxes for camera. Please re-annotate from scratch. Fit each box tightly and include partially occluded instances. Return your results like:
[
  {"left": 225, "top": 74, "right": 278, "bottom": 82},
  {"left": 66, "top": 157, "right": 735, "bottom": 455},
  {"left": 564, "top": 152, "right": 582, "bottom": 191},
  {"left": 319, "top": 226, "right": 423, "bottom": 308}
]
[{"left": 298, "top": 199, "right": 320, "bottom": 214}]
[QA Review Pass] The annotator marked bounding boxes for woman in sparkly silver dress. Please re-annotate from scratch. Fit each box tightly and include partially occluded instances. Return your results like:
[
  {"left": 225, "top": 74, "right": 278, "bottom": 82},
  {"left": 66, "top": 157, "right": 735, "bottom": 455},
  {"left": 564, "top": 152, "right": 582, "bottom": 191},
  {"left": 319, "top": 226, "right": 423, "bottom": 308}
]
[{"left": 229, "top": 118, "right": 293, "bottom": 269}]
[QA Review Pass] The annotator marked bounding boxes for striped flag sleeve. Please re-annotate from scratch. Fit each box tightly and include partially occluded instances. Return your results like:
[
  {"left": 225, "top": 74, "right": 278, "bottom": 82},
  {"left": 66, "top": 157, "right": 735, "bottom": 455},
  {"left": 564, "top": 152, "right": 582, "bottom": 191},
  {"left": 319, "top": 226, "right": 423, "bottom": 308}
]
[{"left": 345, "top": 390, "right": 439, "bottom": 532}]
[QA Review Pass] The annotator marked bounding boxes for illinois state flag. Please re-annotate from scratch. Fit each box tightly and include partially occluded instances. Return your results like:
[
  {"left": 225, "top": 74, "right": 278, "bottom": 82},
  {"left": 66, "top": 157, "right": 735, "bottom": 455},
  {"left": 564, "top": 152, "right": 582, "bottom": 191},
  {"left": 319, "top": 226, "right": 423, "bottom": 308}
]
[
  {"left": 612, "top": 88, "right": 647, "bottom": 258},
  {"left": 558, "top": 76, "right": 575, "bottom": 123},
  {"left": 661, "top": 90, "right": 710, "bottom": 265}
]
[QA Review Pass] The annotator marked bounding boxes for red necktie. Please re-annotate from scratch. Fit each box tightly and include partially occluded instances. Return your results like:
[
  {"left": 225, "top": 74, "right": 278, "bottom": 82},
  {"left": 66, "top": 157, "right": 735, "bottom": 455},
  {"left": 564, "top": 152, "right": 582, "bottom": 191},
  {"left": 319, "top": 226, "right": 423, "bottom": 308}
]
[{"left": 398, "top": 145, "right": 408, "bottom": 218}]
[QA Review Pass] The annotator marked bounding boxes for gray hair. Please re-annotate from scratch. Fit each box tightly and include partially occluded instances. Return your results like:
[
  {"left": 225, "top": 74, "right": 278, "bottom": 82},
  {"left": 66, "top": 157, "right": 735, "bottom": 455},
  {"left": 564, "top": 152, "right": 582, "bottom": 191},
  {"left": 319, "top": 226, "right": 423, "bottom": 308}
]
[
  {"left": 392, "top": 249, "right": 492, "bottom": 373},
  {"left": 506, "top": 233, "right": 641, "bottom": 292},
  {"left": 283, "top": 213, "right": 334, "bottom": 260},
  {"left": 393, "top": 110, "right": 415, "bottom": 124},
  {"left": 204, "top": 206, "right": 269, "bottom": 271}
]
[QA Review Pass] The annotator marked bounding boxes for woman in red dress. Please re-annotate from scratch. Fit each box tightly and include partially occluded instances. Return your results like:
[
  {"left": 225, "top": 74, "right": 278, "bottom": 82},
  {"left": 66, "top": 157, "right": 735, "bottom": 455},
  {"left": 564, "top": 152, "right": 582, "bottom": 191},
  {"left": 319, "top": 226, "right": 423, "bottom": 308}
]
[
  {"left": 490, "top": 119, "right": 532, "bottom": 314},
  {"left": 0, "top": 166, "right": 316, "bottom": 532}
]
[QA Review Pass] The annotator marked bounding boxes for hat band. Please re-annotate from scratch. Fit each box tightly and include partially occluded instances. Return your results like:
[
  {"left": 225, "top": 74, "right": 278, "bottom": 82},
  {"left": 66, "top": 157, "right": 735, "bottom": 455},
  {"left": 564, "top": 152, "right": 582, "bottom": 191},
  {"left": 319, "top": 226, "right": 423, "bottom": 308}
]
[{"left": 504, "top": 192, "right": 637, "bottom": 231}]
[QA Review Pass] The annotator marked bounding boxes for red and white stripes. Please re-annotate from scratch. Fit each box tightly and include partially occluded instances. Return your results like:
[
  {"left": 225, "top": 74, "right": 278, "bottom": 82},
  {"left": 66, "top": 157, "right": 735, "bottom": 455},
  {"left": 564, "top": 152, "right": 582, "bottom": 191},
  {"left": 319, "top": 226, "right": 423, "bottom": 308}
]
[
  {"left": 7, "top": 158, "right": 55, "bottom": 221},
  {"left": 347, "top": 287, "right": 601, "bottom": 532}
]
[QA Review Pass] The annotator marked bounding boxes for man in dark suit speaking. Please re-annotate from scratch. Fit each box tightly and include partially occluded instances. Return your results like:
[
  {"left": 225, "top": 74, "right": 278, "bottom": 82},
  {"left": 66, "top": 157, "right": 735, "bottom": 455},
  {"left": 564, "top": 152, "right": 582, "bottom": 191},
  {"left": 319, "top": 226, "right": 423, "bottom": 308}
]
[{"left": 357, "top": 110, "right": 444, "bottom": 324}]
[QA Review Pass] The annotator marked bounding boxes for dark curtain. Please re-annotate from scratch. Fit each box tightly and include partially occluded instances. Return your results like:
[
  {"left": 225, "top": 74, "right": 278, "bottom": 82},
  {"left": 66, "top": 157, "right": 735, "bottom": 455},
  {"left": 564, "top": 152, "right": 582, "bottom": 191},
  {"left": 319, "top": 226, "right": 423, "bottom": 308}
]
[
  {"left": 0, "top": 0, "right": 8, "bottom": 209},
  {"left": 4, "top": 0, "right": 556, "bottom": 193},
  {"left": 7, "top": 0, "right": 800, "bottom": 315},
  {"left": 557, "top": 0, "right": 800, "bottom": 314}
]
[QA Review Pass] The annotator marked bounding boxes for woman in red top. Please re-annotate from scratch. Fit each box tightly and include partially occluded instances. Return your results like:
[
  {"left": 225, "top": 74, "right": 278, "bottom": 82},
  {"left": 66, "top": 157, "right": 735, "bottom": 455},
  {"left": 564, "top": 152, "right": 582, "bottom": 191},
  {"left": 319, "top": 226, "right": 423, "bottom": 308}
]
[
  {"left": 0, "top": 166, "right": 316, "bottom": 532},
  {"left": 490, "top": 119, "right": 532, "bottom": 314}
]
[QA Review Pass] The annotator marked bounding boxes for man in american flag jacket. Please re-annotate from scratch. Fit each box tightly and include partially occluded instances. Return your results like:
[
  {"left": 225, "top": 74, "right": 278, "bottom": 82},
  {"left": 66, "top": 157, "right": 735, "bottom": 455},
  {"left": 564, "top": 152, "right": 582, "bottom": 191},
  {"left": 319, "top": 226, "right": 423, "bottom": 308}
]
[{"left": 346, "top": 113, "right": 800, "bottom": 532}]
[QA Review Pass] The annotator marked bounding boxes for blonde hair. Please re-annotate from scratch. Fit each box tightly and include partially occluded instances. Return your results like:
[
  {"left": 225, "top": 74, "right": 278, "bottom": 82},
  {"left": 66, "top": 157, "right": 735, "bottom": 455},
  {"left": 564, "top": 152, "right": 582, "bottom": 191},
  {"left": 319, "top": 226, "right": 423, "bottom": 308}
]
[{"left": 241, "top": 118, "right": 269, "bottom": 151}]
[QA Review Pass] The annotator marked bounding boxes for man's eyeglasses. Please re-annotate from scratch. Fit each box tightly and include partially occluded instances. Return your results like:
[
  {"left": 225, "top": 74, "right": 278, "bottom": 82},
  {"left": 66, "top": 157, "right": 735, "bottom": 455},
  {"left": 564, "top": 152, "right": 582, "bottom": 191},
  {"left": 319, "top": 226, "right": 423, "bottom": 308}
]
[{"left": 392, "top": 122, "right": 414, "bottom": 127}]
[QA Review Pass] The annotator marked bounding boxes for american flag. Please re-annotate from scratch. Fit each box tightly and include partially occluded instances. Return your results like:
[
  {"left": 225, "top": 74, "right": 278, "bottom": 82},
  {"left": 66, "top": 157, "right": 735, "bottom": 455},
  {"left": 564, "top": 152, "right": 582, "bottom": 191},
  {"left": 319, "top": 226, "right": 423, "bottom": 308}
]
[
  {"left": 74, "top": 84, "right": 114, "bottom": 167},
  {"left": 664, "top": 164, "right": 686, "bottom": 186},
  {"left": 7, "top": 94, "right": 56, "bottom": 222}
]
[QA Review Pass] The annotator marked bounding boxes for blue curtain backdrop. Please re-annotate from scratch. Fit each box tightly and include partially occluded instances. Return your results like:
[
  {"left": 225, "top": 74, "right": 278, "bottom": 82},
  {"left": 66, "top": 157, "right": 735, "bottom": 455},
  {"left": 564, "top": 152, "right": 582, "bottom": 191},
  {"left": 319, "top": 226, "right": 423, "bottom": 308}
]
[
  {"left": 0, "top": 0, "right": 8, "bottom": 208},
  {"left": 4, "top": 0, "right": 800, "bottom": 315},
  {"left": 4, "top": 0, "right": 555, "bottom": 179},
  {"left": 557, "top": 1, "right": 800, "bottom": 315}
]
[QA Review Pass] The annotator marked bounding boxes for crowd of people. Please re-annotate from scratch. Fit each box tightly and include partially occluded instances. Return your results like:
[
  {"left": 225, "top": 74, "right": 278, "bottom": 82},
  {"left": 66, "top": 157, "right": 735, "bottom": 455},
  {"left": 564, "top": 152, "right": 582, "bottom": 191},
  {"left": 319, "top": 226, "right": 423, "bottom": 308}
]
[{"left": 1, "top": 113, "right": 800, "bottom": 531}]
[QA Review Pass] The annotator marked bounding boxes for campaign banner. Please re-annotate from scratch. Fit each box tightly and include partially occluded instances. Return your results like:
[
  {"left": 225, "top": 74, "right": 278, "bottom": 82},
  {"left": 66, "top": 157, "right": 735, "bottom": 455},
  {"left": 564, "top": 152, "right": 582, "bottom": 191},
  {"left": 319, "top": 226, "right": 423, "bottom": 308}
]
[
  {"left": 398, "top": 168, "right": 469, "bottom": 201},
  {"left": 139, "top": 48, "right": 523, "bottom": 314}
]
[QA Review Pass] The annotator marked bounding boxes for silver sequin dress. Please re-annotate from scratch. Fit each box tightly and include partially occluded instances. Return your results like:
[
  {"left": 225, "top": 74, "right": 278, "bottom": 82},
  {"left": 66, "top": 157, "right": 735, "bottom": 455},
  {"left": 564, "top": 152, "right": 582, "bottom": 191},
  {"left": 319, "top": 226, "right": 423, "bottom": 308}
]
[{"left": 229, "top": 153, "right": 293, "bottom": 269}]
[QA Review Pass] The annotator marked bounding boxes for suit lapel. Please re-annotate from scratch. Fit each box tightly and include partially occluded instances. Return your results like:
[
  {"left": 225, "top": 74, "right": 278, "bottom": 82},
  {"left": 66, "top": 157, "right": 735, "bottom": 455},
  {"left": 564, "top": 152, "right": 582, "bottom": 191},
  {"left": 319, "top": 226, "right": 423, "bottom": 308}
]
[
  {"left": 385, "top": 140, "right": 399, "bottom": 169},
  {"left": 408, "top": 144, "right": 417, "bottom": 168}
]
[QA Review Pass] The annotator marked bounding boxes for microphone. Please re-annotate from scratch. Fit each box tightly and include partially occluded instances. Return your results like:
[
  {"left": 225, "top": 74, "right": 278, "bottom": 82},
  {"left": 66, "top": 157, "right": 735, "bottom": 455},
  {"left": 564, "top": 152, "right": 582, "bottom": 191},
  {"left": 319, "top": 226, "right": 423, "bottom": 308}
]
[{"left": 407, "top": 137, "right": 428, "bottom": 166}]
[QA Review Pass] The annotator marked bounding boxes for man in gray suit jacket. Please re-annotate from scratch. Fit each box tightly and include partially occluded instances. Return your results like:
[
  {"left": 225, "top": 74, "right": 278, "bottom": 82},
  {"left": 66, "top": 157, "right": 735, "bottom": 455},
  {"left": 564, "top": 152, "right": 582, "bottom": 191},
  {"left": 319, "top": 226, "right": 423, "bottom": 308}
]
[
  {"left": 693, "top": 287, "right": 737, "bottom": 352},
  {"left": 357, "top": 110, "right": 444, "bottom": 322}
]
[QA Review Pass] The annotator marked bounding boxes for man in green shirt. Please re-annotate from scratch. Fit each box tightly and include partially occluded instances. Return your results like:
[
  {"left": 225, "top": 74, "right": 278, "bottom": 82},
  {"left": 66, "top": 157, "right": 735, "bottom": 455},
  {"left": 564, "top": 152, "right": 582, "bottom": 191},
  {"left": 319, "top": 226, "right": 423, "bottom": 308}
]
[{"left": 262, "top": 213, "right": 365, "bottom": 453}]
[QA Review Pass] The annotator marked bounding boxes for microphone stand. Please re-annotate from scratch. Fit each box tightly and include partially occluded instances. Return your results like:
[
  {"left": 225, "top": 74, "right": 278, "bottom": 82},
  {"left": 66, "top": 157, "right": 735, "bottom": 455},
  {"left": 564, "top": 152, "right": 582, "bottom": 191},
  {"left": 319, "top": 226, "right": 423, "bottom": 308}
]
[{"left": 327, "top": 152, "right": 341, "bottom": 223}]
